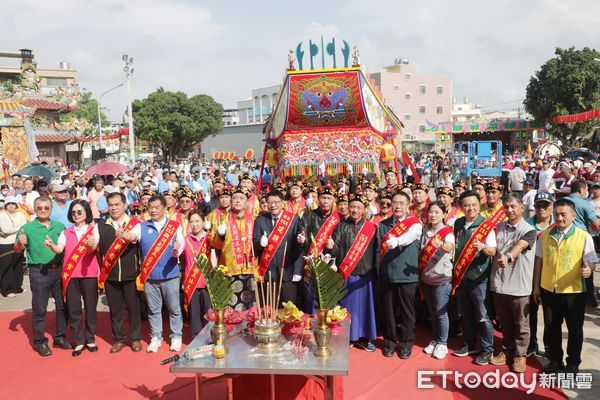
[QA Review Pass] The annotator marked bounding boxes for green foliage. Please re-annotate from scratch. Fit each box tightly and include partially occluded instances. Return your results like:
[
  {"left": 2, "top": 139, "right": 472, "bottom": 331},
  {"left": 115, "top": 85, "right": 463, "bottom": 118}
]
[
  {"left": 524, "top": 47, "right": 600, "bottom": 148},
  {"left": 195, "top": 253, "right": 234, "bottom": 310},
  {"left": 308, "top": 237, "right": 347, "bottom": 310},
  {"left": 64, "top": 89, "right": 109, "bottom": 130},
  {"left": 132, "top": 87, "right": 224, "bottom": 162}
]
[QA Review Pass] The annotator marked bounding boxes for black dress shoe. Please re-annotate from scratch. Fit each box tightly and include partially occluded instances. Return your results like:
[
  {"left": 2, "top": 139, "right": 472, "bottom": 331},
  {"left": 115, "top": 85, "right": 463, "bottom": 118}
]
[
  {"left": 36, "top": 343, "right": 52, "bottom": 357},
  {"left": 86, "top": 343, "right": 99, "bottom": 353},
  {"left": 53, "top": 338, "right": 72, "bottom": 350},
  {"left": 564, "top": 364, "right": 579, "bottom": 374},
  {"left": 72, "top": 345, "right": 85, "bottom": 357},
  {"left": 543, "top": 360, "right": 565, "bottom": 374},
  {"left": 382, "top": 347, "right": 395, "bottom": 357},
  {"left": 399, "top": 347, "right": 412, "bottom": 359}
]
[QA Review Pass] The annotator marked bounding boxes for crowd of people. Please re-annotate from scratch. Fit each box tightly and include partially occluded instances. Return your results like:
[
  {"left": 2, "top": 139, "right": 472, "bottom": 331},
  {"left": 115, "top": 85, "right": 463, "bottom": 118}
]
[{"left": 0, "top": 152, "right": 598, "bottom": 377}]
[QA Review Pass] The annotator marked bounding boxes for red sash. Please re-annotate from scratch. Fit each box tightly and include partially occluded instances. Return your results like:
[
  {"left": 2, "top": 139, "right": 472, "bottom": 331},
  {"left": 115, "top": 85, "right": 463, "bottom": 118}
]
[
  {"left": 258, "top": 211, "right": 294, "bottom": 276},
  {"left": 339, "top": 220, "right": 377, "bottom": 280},
  {"left": 98, "top": 218, "right": 139, "bottom": 286},
  {"left": 381, "top": 216, "right": 421, "bottom": 255},
  {"left": 419, "top": 226, "right": 454, "bottom": 299},
  {"left": 287, "top": 198, "right": 306, "bottom": 214},
  {"left": 182, "top": 235, "right": 209, "bottom": 311},
  {"left": 229, "top": 211, "right": 254, "bottom": 266},
  {"left": 62, "top": 225, "right": 95, "bottom": 300},
  {"left": 452, "top": 207, "right": 506, "bottom": 294},
  {"left": 136, "top": 219, "right": 180, "bottom": 289},
  {"left": 537, "top": 223, "right": 555, "bottom": 239},
  {"left": 308, "top": 211, "right": 341, "bottom": 257},
  {"left": 419, "top": 226, "right": 454, "bottom": 271}
]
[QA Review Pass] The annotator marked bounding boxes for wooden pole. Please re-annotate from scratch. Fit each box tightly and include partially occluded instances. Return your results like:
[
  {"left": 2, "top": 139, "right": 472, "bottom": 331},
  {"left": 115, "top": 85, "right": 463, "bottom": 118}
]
[{"left": 275, "top": 243, "right": 287, "bottom": 313}]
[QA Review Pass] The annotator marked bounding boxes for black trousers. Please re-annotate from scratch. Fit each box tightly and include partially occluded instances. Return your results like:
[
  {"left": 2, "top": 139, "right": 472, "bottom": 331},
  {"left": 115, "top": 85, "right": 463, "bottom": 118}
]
[
  {"left": 0, "top": 244, "right": 24, "bottom": 296},
  {"left": 188, "top": 288, "right": 212, "bottom": 338},
  {"left": 381, "top": 281, "right": 417, "bottom": 350},
  {"left": 541, "top": 289, "right": 586, "bottom": 367},
  {"left": 105, "top": 279, "right": 142, "bottom": 343},
  {"left": 29, "top": 266, "right": 67, "bottom": 347},
  {"left": 66, "top": 277, "right": 98, "bottom": 346}
]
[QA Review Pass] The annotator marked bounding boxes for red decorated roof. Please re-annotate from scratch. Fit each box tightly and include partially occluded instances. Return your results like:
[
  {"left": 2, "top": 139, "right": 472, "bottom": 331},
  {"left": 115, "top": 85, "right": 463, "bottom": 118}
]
[
  {"left": 21, "top": 97, "right": 68, "bottom": 111},
  {"left": 35, "top": 133, "right": 73, "bottom": 143}
]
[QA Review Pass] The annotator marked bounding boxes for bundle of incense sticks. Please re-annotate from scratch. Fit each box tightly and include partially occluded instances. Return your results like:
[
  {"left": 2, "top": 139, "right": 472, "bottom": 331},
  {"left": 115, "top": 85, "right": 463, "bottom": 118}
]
[{"left": 253, "top": 243, "right": 288, "bottom": 324}]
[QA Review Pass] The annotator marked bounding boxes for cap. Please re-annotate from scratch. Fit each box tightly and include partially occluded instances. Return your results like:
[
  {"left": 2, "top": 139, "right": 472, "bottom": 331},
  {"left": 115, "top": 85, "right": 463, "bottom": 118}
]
[
  {"left": 318, "top": 184, "right": 337, "bottom": 197},
  {"left": 162, "top": 190, "right": 176, "bottom": 198},
  {"left": 336, "top": 193, "right": 349, "bottom": 204},
  {"left": 3, "top": 196, "right": 17, "bottom": 205},
  {"left": 399, "top": 182, "right": 414, "bottom": 191},
  {"left": 129, "top": 201, "right": 145, "bottom": 214},
  {"left": 379, "top": 187, "right": 395, "bottom": 201},
  {"left": 384, "top": 167, "right": 398, "bottom": 175},
  {"left": 485, "top": 180, "right": 504, "bottom": 192},
  {"left": 348, "top": 192, "right": 369, "bottom": 207},
  {"left": 216, "top": 187, "right": 232, "bottom": 197},
  {"left": 472, "top": 178, "right": 486, "bottom": 187},
  {"left": 534, "top": 191, "right": 553, "bottom": 205},
  {"left": 175, "top": 185, "right": 194, "bottom": 200},
  {"left": 435, "top": 186, "right": 454, "bottom": 197},
  {"left": 140, "top": 189, "right": 157, "bottom": 198},
  {"left": 361, "top": 181, "right": 379, "bottom": 192},
  {"left": 239, "top": 172, "right": 255, "bottom": 183},
  {"left": 212, "top": 177, "right": 226, "bottom": 186},
  {"left": 142, "top": 181, "right": 151, "bottom": 187},
  {"left": 453, "top": 181, "right": 468, "bottom": 190},
  {"left": 287, "top": 178, "right": 304, "bottom": 189},
  {"left": 412, "top": 183, "right": 430, "bottom": 193},
  {"left": 232, "top": 186, "right": 251, "bottom": 198},
  {"left": 112, "top": 180, "right": 126, "bottom": 189},
  {"left": 53, "top": 184, "right": 68, "bottom": 192}
]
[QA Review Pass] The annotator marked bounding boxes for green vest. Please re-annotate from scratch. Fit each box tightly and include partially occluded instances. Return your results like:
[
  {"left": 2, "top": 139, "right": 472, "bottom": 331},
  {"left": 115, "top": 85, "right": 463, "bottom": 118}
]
[{"left": 453, "top": 215, "right": 491, "bottom": 283}]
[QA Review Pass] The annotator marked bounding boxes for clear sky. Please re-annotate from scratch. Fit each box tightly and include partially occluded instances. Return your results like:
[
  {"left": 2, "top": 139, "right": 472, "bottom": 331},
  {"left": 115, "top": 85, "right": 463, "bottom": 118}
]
[{"left": 2, "top": 0, "right": 600, "bottom": 122}]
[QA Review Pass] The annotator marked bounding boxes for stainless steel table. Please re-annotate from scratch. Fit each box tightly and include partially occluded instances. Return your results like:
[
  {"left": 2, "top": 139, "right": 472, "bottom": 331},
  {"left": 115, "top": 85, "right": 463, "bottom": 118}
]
[{"left": 170, "top": 321, "right": 349, "bottom": 400}]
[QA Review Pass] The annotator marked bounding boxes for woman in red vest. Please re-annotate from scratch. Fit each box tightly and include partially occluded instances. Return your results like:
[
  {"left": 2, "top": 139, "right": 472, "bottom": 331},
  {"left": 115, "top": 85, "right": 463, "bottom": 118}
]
[
  {"left": 46, "top": 199, "right": 99, "bottom": 356},
  {"left": 182, "top": 209, "right": 211, "bottom": 338}
]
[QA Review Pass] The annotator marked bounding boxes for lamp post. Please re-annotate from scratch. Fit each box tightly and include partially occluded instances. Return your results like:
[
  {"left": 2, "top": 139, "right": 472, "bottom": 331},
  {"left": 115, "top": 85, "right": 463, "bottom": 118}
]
[
  {"left": 97, "top": 83, "right": 124, "bottom": 148},
  {"left": 122, "top": 54, "right": 135, "bottom": 166}
]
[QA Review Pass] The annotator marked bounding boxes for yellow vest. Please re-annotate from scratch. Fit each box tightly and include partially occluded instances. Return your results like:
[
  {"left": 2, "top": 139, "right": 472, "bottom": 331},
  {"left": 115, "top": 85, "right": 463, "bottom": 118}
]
[
  {"left": 480, "top": 203, "right": 504, "bottom": 220},
  {"left": 541, "top": 225, "right": 587, "bottom": 293}
]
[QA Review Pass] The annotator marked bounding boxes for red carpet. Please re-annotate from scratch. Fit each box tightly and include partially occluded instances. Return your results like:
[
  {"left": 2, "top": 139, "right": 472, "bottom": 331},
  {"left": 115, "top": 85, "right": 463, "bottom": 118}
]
[{"left": 0, "top": 312, "right": 566, "bottom": 399}]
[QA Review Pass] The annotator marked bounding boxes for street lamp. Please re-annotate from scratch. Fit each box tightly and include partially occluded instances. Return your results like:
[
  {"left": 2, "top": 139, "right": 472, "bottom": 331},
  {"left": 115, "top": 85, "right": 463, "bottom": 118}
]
[
  {"left": 97, "top": 83, "right": 124, "bottom": 148},
  {"left": 123, "top": 54, "right": 135, "bottom": 166}
]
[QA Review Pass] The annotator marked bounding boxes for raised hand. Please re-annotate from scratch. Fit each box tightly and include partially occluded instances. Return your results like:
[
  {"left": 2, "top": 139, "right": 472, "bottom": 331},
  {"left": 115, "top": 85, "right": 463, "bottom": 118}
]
[
  {"left": 172, "top": 241, "right": 181, "bottom": 257},
  {"left": 297, "top": 231, "right": 306, "bottom": 244},
  {"left": 325, "top": 237, "right": 335, "bottom": 250},
  {"left": 217, "top": 223, "right": 227, "bottom": 236},
  {"left": 43, "top": 235, "right": 54, "bottom": 249},
  {"left": 19, "top": 231, "right": 28, "bottom": 246},
  {"left": 86, "top": 235, "right": 96, "bottom": 248},
  {"left": 260, "top": 232, "right": 269, "bottom": 248},
  {"left": 115, "top": 227, "right": 125, "bottom": 238}
]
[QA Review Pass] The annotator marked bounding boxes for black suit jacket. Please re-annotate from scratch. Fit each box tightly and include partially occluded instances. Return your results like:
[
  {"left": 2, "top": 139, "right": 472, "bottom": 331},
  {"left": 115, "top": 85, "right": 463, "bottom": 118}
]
[{"left": 253, "top": 212, "right": 304, "bottom": 282}]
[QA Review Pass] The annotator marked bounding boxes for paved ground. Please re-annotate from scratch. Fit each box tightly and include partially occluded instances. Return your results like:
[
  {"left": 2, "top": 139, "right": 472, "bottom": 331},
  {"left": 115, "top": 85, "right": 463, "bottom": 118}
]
[{"left": 1, "top": 272, "right": 599, "bottom": 398}]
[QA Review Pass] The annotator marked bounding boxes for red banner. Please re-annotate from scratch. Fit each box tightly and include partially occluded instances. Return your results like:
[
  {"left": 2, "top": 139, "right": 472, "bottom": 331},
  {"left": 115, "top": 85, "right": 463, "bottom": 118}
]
[
  {"left": 308, "top": 211, "right": 341, "bottom": 257},
  {"left": 98, "top": 218, "right": 139, "bottom": 286},
  {"left": 380, "top": 216, "right": 420, "bottom": 255},
  {"left": 136, "top": 220, "right": 180, "bottom": 289},
  {"left": 339, "top": 220, "right": 377, "bottom": 280},
  {"left": 258, "top": 211, "right": 294, "bottom": 277},
  {"left": 62, "top": 225, "right": 95, "bottom": 300},
  {"left": 548, "top": 108, "right": 600, "bottom": 124},
  {"left": 419, "top": 226, "right": 454, "bottom": 271},
  {"left": 182, "top": 235, "right": 209, "bottom": 311},
  {"left": 229, "top": 211, "right": 254, "bottom": 266}
]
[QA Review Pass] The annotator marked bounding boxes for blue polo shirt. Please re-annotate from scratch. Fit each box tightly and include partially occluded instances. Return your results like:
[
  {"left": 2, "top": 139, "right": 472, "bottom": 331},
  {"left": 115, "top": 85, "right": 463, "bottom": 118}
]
[{"left": 565, "top": 194, "right": 598, "bottom": 232}]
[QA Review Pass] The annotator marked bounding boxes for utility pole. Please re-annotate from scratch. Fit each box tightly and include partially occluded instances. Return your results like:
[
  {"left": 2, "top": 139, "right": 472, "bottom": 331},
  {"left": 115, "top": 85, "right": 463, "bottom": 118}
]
[{"left": 122, "top": 55, "right": 135, "bottom": 166}]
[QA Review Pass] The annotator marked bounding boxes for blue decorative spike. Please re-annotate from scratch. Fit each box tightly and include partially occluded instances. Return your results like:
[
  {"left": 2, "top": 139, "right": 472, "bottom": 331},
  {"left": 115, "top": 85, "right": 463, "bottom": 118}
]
[
  {"left": 309, "top": 39, "right": 319, "bottom": 70},
  {"left": 341, "top": 40, "right": 350, "bottom": 68},
  {"left": 326, "top": 37, "right": 337, "bottom": 68},
  {"left": 321, "top": 35, "right": 325, "bottom": 69},
  {"left": 296, "top": 42, "right": 305, "bottom": 71}
]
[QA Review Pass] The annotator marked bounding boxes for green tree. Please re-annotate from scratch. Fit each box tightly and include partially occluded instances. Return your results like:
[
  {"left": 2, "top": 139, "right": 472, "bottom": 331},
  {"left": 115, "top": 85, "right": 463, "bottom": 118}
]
[
  {"left": 524, "top": 47, "right": 600, "bottom": 149},
  {"left": 132, "top": 88, "right": 224, "bottom": 161},
  {"left": 63, "top": 89, "right": 109, "bottom": 132}
]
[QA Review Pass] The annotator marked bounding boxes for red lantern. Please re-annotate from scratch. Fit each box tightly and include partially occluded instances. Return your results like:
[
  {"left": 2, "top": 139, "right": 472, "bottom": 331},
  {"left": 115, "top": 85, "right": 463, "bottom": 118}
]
[{"left": 244, "top": 148, "right": 254, "bottom": 159}]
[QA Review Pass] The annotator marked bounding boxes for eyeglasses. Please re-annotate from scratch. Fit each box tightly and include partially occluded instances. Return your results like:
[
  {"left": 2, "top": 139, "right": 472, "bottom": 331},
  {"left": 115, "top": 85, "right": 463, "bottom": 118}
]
[
  {"left": 267, "top": 201, "right": 282, "bottom": 206},
  {"left": 71, "top": 209, "right": 84, "bottom": 216},
  {"left": 36, "top": 206, "right": 50, "bottom": 211},
  {"left": 392, "top": 201, "right": 408, "bottom": 206}
]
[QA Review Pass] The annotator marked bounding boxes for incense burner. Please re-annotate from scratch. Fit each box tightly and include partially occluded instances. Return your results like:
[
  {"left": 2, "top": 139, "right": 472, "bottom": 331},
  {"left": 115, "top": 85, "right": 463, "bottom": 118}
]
[{"left": 254, "top": 320, "right": 282, "bottom": 352}]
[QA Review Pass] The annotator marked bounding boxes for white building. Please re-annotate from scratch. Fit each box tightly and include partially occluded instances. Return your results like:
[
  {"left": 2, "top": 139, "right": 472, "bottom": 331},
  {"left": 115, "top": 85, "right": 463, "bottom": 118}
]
[{"left": 451, "top": 97, "right": 482, "bottom": 123}]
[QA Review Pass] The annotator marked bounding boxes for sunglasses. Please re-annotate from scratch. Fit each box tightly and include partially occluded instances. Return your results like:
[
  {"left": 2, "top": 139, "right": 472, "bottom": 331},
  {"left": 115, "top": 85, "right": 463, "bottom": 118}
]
[
  {"left": 36, "top": 206, "right": 51, "bottom": 211},
  {"left": 71, "top": 209, "right": 84, "bottom": 216}
]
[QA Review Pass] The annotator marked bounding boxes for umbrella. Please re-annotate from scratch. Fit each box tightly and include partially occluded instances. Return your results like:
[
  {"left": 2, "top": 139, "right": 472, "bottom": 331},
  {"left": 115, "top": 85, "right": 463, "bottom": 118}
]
[
  {"left": 16, "top": 164, "right": 58, "bottom": 178},
  {"left": 84, "top": 161, "right": 130, "bottom": 178}
]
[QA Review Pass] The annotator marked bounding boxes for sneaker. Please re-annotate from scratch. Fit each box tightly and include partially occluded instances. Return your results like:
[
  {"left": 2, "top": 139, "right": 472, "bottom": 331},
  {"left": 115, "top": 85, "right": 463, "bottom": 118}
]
[
  {"left": 433, "top": 344, "right": 448, "bottom": 359},
  {"left": 453, "top": 344, "right": 479, "bottom": 357},
  {"left": 170, "top": 338, "right": 182, "bottom": 352},
  {"left": 512, "top": 355, "right": 527, "bottom": 373},
  {"left": 525, "top": 345, "right": 537, "bottom": 358},
  {"left": 423, "top": 341, "right": 437, "bottom": 355},
  {"left": 7, "top": 293, "right": 16, "bottom": 298},
  {"left": 475, "top": 351, "right": 493, "bottom": 365},
  {"left": 490, "top": 351, "right": 508, "bottom": 365},
  {"left": 354, "top": 340, "right": 376, "bottom": 352},
  {"left": 147, "top": 338, "right": 162, "bottom": 353}
]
